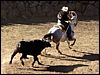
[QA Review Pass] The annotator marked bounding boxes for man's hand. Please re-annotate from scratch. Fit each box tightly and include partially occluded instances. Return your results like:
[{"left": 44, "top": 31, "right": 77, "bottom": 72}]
[{"left": 65, "top": 20, "right": 71, "bottom": 23}]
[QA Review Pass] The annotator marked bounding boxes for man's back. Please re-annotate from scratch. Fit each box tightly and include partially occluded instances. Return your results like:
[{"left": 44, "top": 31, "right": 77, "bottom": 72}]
[{"left": 57, "top": 10, "right": 70, "bottom": 21}]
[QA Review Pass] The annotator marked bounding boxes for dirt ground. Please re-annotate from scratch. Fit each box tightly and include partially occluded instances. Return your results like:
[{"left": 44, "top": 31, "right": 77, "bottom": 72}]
[{"left": 1, "top": 21, "right": 99, "bottom": 74}]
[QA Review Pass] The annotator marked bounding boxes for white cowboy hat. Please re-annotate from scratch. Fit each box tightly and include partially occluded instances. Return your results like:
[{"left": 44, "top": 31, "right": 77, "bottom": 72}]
[{"left": 61, "top": 6, "right": 68, "bottom": 12}]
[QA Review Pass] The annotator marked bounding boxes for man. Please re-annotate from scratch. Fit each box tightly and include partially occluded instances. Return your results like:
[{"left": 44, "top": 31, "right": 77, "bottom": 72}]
[
  {"left": 57, "top": 6, "right": 71, "bottom": 31},
  {"left": 57, "top": 6, "right": 77, "bottom": 40}
]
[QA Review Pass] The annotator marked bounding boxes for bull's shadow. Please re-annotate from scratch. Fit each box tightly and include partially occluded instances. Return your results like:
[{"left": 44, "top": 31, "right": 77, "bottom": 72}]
[
  {"left": 17, "top": 64, "right": 88, "bottom": 73},
  {"left": 33, "top": 64, "right": 88, "bottom": 73},
  {"left": 41, "top": 50, "right": 99, "bottom": 61}
]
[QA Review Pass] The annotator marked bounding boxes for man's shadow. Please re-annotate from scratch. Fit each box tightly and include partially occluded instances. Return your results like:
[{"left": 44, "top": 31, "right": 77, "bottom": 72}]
[{"left": 65, "top": 49, "right": 99, "bottom": 61}]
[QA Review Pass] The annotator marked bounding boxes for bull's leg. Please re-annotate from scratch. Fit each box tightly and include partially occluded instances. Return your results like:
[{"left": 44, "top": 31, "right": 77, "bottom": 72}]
[
  {"left": 9, "top": 48, "right": 19, "bottom": 64},
  {"left": 70, "top": 38, "right": 76, "bottom": 46},
  {"left": 32, "top": 56, "right": 37, "bottom": 67},
  {"left": 56, "top": 42, "right": 62, "bottom": 54},
  {"left": 20, "top": 54, "right": 25, "bottom": 66},
  {"left": 32, "top": 56, "right": 43, "bottom": 67},
  {"left": 36, "top": 56, "right": 43, "bottom": 65}
]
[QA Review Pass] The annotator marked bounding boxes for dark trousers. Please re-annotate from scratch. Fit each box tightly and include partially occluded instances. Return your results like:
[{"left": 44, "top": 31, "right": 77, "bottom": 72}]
[
  {"left": 67, "top": 25, "right": 74, "bottom": 40},
  {"left": 61, "top": 20, "right": 69, "bottom": 30}
]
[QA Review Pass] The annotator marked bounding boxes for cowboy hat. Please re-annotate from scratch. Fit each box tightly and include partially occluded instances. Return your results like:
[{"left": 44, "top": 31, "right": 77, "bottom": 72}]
[{"left": 61, "top": 6, "right": 68, "bottom": 12}]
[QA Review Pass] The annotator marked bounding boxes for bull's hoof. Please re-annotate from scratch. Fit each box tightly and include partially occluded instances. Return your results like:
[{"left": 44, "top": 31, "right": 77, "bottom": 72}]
[
  {"left": 38, "top": 62, "right": 44, "bottom": 65},
  {"left": 21, "top": 61, "right": 24, "bottom": 66},
  {"left": 9, "top": 61, "right": 12, "bottom": 64}
]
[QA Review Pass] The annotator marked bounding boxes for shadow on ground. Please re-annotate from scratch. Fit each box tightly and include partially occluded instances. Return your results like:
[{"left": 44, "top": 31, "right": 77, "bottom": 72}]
[
  {"left": 16, "top": 64, "right": 88, "bottom": 73},
  {"left": 69, "top": 50, "right": 99, "bottom": 61},
  {"left": 33, "top": 64, "right": 88, "bottom": 73},
  {"left": 41, "top": 50, "right": 99, "bottom": 62}
]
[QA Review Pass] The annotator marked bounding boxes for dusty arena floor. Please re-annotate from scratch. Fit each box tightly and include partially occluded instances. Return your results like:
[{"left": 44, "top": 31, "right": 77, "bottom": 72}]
[{"left": 1, "top": 21, "right": 99, "bottom": 74}]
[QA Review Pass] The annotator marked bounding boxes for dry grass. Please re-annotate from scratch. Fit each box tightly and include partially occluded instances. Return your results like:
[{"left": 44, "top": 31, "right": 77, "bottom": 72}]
[{"left": 1, "top": 21, "right": 99, "bottom": 74}]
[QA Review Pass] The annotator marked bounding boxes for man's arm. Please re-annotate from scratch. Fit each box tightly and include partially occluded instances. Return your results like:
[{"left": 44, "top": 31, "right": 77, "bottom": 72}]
[{"left": 57, "top": 11, "right": 64, "bottom": 19}]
